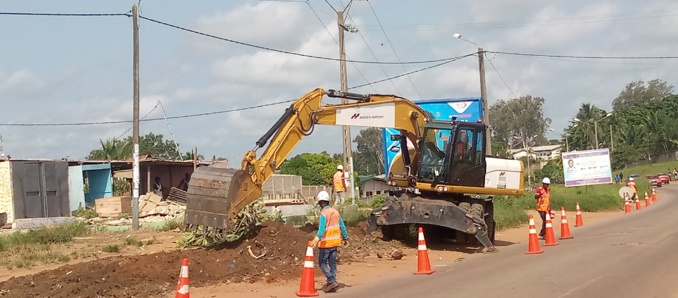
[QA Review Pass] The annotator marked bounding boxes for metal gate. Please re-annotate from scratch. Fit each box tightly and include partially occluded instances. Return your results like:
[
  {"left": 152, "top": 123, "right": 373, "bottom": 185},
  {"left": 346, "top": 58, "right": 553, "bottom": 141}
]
[{"left": 11, "top": 161, "right": 70, "bottom": 219}]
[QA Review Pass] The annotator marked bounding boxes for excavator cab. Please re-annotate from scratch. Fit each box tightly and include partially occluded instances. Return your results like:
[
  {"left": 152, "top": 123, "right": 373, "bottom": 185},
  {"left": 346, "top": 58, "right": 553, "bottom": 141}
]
[{"left": 417, "top": 121, "right": 487, "bottom": 187}]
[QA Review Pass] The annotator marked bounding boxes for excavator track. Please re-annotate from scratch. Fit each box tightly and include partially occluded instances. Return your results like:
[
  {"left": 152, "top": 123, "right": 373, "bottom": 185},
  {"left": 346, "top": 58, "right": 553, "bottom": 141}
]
[{"left": 184, "top": 166, "right": 247, "bottom": 233}]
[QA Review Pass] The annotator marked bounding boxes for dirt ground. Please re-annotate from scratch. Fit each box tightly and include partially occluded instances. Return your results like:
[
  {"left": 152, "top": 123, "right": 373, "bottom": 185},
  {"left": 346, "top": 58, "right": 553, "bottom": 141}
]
[{"left": 0, "top": 210, "right": 621, "bottom": 298}]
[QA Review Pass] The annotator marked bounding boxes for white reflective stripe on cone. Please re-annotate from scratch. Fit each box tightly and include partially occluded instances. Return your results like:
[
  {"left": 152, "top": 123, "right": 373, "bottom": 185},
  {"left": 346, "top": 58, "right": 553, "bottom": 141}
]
[
  {"left": 561, "top": 219, "right": 567, "bottom": 224},
  {"left": 546, "top": 222, "right": 552, "bottom": 228},
  {"left": 529, "top": 218, "right": 535, "bottom": 226},
  {"left": 418, "top": 232, "right": 425, "bottom": 241},
  {"left": 177, "top": 285, "right": 189, "bottom": 294},
  {"left": 529, "top": 228, "right": 537, "bottom": 234},
  {"left": 181, "top": 266, "right": 188, "bottom": 277},
  {"left": 561, "top": 209, "right": 566, "bottom": 216},
  {"left": 304, "top": 261, "right": 315, "bottom": 268},
  {"left": 418, "top": 244, "right": 427, "bottom": 250},
  {"left": 546, "top": 213, "right": 551, "bottom": 221},
  {"left": 305, "top": 247, "right": 313, "bottom": 256}
]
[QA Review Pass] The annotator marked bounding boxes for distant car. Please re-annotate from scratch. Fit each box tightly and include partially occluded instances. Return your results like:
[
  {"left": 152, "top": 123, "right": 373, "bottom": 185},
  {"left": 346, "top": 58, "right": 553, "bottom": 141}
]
[
  {"left": 627, "top": 174, "right": 641, "bottom": 182},
  {"left": 657, "top": 173, "right": 670, "bottom": 184},
  {"left": 646, "top": 175, "right": 662, "bottom": 187}
]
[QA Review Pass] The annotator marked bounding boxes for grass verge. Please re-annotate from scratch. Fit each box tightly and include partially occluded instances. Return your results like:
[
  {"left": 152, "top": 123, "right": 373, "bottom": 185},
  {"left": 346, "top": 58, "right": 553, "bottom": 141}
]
[{"left": 0, "top": 222, "right": 89, "bottom": 269}]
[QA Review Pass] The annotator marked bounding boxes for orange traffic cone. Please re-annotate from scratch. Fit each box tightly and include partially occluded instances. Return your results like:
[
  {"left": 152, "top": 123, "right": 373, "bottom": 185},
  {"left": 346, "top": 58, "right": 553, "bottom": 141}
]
[
  {"left": 559, "top": 207, "right": 573, "bottom": 240},
  {"left": 413, "top": 227, "right": 435, "bottom": 275},
  {"left": 543, "top": 212, "right": 558, "bottom": 246},
  {"left": 574, "top": 202, "right": 584, "bottom": 227},
  {"left": 635, "top": 197, "right": 642, "bottom": 210},
  {"left": 525, "top": 215, "right": 544, "bottom": 254},
  {"left": 645, "top": 192, "right": 651, "bottom": 207},
  {"left": 624, "top": 194, "right": 632, "bottom": 213},
  {"left": 652, "top": 188, "right": 658, "bottom": 201},
  {"left": 175, "top": 258, "right": 190, "bottom": 298},
  {"left": 295, "top": 242, "right": 319, "bottom": 297}
]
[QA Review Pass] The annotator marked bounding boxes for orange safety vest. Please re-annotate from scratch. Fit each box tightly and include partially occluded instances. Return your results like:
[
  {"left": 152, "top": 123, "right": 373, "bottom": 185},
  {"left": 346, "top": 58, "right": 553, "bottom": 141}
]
[
  {"left": 319, "top": 207, "right": 342, "bottom": 248},
  {"left": 333, "top": 171, "right": 345, "bottom": 192},
  {"left": 627, "top": 181, "right": 637, "bottom": 194},
  {"left": 536, "top": 186, "right": 550, "bottom": 212}
]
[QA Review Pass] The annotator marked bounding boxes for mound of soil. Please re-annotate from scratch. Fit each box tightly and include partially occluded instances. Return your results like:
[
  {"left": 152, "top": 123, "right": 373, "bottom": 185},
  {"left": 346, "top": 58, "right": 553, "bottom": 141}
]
[{"left": 0, "top": 221, "right": 315, "bottom": 298}]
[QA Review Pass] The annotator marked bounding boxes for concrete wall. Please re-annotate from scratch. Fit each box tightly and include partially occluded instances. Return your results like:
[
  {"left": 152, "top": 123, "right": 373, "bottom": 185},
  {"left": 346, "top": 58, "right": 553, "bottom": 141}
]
[
  {"left": 362, "top": 179, "right": 389, "bottom": 197},
  {"left": 0, "top": 162, "right": 14, "bottom": 224}
]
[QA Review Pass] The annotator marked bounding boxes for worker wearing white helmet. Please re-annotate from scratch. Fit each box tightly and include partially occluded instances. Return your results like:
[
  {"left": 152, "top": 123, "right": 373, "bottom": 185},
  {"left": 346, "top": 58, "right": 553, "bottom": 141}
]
[
  {"left": 332, "top": 164, "right": 347, "bottom": 205},
  {"left": 627, "top": 177, "right": 637, "bottom": 201},
  {"left": 535, "top": 177, "right": 552, "bottom": 238},
  {"left": 310, "top": 190, "right": 349, "bottom": 293}
]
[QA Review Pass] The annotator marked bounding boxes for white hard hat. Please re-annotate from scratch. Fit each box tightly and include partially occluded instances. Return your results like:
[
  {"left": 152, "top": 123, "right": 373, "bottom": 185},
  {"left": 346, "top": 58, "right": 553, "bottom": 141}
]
[
  {"left": 629, "top": 177, "right": 634, "bottom": 181},
  {"left": 542, "top": 177, "right": 551, "bottom": 184},
  {"left": 337, "top": 165, "right": 344, "bottom": 170},
  {"left": 317, "top": 191, "right": 330, "bottom": 202}
]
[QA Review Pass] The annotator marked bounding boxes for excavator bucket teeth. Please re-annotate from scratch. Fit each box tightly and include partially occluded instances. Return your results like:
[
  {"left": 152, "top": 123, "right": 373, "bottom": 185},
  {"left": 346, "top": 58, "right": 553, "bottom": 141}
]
[{"left": 184, "top": 166, "right": 249, "bottom": 231}]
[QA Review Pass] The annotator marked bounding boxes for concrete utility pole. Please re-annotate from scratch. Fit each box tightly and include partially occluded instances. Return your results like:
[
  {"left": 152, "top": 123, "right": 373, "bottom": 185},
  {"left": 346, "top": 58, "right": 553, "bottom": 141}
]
[
  {"left": 132, "top": 4, "right": 140, "bottom": 230},
  {"left": 337, "top": 8, "right": 356, "bottom": 201},
  {"left": 478, "top": 48, "right": 492, "bottom": 156}
]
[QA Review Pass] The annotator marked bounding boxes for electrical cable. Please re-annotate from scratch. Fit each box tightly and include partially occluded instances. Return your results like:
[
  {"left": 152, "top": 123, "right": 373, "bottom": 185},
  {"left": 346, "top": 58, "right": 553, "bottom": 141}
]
[
  {"left": 0, "top": 12, "right": 130, "bottom": 17},
  {"left": 138, "top": 15, "right": 465, "bottom": 65},
  {"left": 0, "top": 99, "right": 295, "bottom": 127},
  {"left": 349, "top": 52, "right": 475, "bottom": 89},
  {"left": 485, "top": 54, "right": 517, "bottom": 98},
  {"left": 366, "top": 0, "right": 423, "bottom": 99},
  {"left": 488, "top": 51, "right": 678, "bottom": 60}
]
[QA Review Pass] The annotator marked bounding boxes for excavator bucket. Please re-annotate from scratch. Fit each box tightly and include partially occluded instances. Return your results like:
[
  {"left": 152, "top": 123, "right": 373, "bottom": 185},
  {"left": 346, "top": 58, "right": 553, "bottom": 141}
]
[{"left": 184, "top": 166, "right": 250, "bottom": 233}]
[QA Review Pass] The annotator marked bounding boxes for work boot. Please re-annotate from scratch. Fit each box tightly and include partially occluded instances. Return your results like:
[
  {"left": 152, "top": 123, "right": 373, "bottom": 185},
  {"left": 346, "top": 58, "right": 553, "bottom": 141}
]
[
  {"left": 320, "top": 282, "right": 332, "bottom": 292},
  {"left": 324, "top": 282, "right": 339, "bottom": 293}
]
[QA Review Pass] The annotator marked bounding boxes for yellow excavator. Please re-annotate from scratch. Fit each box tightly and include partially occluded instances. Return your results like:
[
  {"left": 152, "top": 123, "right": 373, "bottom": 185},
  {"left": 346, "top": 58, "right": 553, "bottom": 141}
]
[{"left": 185, "top": 88, "right": 524, "bottom": 251}]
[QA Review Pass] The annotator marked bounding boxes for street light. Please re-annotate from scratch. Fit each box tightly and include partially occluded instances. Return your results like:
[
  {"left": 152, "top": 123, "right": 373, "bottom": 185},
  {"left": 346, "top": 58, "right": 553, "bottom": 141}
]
[
  {"left": 573, "top": 113, "right": 612, "bottom": 150},
  {"left": 452, "top": 32, "right": 491, "bottom": 155},
  {"left": 548, "top": 128, "right": 569, "bottom": 152}
]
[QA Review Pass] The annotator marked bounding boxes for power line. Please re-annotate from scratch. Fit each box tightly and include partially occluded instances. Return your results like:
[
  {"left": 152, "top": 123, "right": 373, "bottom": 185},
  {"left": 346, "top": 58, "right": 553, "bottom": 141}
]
[
  {"left": 366, "top": 0, "right": 422, "bottom": 99},
  {"left": 306, "top": 1, "right": 377, "bottom": 92},
  {"left": 0, "top": 12, "right": 130, "bottom": 17},
  {"left": 0, "top": 99, "right": 295, "bottom": 127},
  {"left": 138, "top": 15, "right": 462, "bottom": 65},
  {"left": 488, "top": 51, "right": 678, "bottom": 60},
  {"left": 350, "top": 52, "right": 475, "bottom": 89},
  {"left": 486, "top": 55, "right": 517, "bottom": 98}
]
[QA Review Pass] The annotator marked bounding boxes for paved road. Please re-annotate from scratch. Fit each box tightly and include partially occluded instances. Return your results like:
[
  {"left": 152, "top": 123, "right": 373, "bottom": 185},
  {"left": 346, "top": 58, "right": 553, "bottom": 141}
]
[{"left": 335, "top": 185, "right": 678, "bottom": 298}]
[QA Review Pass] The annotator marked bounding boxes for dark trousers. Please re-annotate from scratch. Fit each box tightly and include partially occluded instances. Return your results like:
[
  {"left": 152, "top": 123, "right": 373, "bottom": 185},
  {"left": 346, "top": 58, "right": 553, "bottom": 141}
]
[{"left": 538, "top": 211, "right": 546, "bottom": 237}]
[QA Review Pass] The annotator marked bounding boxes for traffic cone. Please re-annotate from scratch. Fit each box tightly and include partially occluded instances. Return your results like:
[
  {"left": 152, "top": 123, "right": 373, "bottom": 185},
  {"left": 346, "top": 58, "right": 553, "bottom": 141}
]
[
  {"left": 413, "top": 227, "right": 435, "bottom": 275},
  {"left": 175, "top": 258, "right": 190, "bottom": 298},
  {"left": 525, "top": 215, "right": 544, "bottom": 254},
  {"left": 559, "top": 207, "right": 573, "bottom": 240},
  {"left": 624, "top": 193, "right": 632, "bottom": 213},
  {"left": 652, "top": 188, "right": 658, "bottom": 201},
  {"left": 635, "top": 197, "right": 642, "bottom": 210},
  {"left": 295, "top": 242, "right": 319, "bottom": 297},
  {"left": 574, "top": 202, "right": 584, "bottom": 227},
  {"left": 543, "top": 212, "right": 558, "bottom": 246},
  {"left": 645, "top": 192, "right": 651, "bottom": 207}
]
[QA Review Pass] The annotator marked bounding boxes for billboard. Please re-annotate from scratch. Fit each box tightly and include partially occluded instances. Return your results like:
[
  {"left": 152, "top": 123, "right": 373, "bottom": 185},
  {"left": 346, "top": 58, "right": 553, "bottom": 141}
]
[
  {"left": 382, "top": 97, "right": 483, "bottom": 176},
  {"left": 562, "top": 149, "right": 613, "bottom": 187}
]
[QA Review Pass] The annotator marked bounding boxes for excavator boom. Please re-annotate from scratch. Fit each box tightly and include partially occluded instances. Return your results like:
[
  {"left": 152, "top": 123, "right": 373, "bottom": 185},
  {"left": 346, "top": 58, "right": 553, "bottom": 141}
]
[{"left": 184, "top": 88, "right": 429, "bottom": 233}]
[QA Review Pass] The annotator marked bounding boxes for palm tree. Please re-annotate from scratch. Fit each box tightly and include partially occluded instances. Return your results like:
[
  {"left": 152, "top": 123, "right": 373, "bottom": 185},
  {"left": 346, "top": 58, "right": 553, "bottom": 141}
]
[{"left": 97, "top": 138, "right": 131, "bottom": 160}]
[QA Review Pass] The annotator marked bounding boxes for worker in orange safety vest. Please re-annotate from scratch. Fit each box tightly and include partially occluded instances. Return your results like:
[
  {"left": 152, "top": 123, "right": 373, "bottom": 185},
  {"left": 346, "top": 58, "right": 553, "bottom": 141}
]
[
  {"left": 535, "top": 177, "right": 551, "bottom": 238},
  {"left": 333, "top": 164, "right": 347, "bottom": 205},
  {"left": 310, "top": 191, "right": 349, "bottom": 293}
]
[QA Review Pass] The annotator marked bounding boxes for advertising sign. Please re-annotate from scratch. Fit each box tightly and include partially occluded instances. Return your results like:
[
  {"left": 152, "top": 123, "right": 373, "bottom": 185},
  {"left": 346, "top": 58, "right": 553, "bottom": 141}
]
[{"left": 562, "top": 149, "right": 613, "bottom": 187}]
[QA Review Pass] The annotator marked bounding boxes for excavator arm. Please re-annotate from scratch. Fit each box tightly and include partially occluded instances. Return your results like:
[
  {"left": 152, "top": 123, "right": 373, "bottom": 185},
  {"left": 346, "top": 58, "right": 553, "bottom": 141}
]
[{"left": 184, "top": 88, "right": 430, "bottom": 232}]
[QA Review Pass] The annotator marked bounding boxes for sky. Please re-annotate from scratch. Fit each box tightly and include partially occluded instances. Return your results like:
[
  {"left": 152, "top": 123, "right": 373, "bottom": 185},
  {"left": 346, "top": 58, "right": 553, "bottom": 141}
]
[{"left": 0, "top": 0, "right": 677, "bottom": 162}]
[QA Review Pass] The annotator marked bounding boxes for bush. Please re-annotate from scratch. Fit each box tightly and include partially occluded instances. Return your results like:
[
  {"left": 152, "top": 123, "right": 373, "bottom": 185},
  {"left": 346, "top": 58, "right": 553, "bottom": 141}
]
[
  {"left": 3, "top": 222, "right": 88, "bottom": 246},
  {"left": 102, "top": 244, "right": 120, "bottom": 253},
  {"left": 74, "top": 207, "right": 98, "bottom": 219}
]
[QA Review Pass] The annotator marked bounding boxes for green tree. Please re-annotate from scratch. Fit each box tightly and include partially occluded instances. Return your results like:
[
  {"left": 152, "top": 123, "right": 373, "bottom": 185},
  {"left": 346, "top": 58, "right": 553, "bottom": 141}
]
[
  {"left": 612, "top": 79, "right": 674, "bottom": 110},
  {"left": 278, "top": 152, "right": 341, "bottom": 185},
  {"left": 352, "top": 128, "right": 384, "bottom": 175},
  {"left": 86, "top": 133, "right": 182, "bottom": 160},
  {"left": 489, "top": 95, "right": 551, "bottom": 150},
  {"left": 87, "top": 138, "right": 131, "bottom": 160},
  {"left": 566, "top": 104, "right": 610, "bottom": 150}
]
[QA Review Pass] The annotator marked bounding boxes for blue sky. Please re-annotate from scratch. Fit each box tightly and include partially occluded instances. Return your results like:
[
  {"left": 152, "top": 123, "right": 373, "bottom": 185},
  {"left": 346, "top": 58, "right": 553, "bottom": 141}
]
[{"left": 1, "top": 0, "right": 677, "bottom": 162}]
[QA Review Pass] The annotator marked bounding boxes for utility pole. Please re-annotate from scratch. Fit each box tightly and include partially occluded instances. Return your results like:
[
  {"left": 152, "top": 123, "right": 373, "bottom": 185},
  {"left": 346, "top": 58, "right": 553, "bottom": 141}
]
[
  {"left": 337, "top": 8, "right": 356, "bottom": 202},
  {"left": 0, "top": 134, "right": 4, "bottom": 158},
  {"left": 132, "top": 4, "right": 140, "bottom": 230},
  {"left": 478, "top": 48, "right": 491, "bottom": 156}
]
